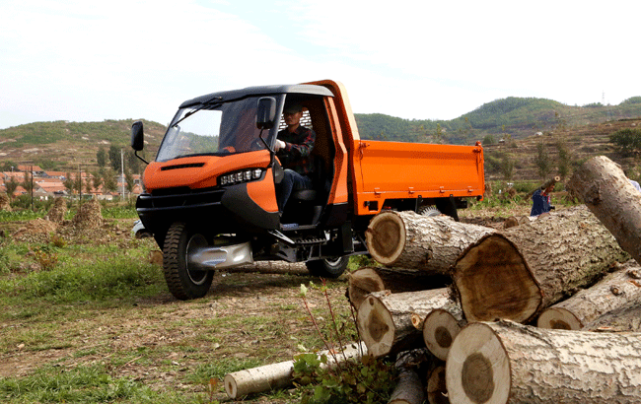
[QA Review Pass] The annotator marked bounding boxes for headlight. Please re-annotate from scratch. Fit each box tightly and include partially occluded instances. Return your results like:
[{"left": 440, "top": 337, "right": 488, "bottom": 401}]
[{"left": 219, "top": 168, "right": 264, "bottom": 186}]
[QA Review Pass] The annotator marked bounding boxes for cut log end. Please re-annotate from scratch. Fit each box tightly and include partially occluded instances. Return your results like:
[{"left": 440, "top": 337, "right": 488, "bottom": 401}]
[
  {"left": 423, "top": 309, "right": 462, "bottom": 361},
  {"left": 427, "top": 365, "right": 449, "bottom": 404},
  {"left": 224, "top": 374, "right": 239, "bottom": 399},
  {"left": 454, "top": 235, "right": 541, "bottom": 323},
  {"left": 366, "top": 212, "right": 406, "bottom": 266},
  {"left": 347, "top": 267, "right": 386, "bottom": 309},
  {"left": 446, "top": 323, "right": 510, "bottom": 404},
  {"left": 357, "top": 295, "right": 394, "bottom": 357},
  {"left": 537, "top": 307, "right": 583, "bottom": 330}
]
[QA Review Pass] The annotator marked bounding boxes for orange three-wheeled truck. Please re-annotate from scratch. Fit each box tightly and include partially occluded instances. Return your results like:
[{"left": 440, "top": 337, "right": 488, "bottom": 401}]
[{"left": 130, "top": 80, "right": 485, "bottom": 300}]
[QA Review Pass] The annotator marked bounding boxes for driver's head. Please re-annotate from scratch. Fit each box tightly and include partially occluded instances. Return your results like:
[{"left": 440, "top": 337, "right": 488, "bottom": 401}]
[{"left": 283, "top": 102, "right": 303, "bottom": 130}]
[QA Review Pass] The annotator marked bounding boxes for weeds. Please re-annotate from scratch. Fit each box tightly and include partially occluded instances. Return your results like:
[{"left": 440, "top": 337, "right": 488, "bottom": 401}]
[{"left": 293, "top": 280, "right": 397, "bottom": 404}]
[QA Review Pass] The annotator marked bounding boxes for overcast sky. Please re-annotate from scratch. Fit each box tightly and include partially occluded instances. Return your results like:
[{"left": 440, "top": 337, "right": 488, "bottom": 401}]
[{"left": 1, "top": 0, "right": 639, "bottom": 130}]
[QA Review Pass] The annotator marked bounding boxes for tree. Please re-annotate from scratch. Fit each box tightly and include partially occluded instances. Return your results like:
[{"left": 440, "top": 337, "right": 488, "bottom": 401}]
[
  {"left": 97, "top": 147, "right": 107, "bottom": 168},
  {"left": 482, "top": 134, "right": 497, "bottom": 145},
  {"left": 91, "top": 172, "right": 103, "bottom": 192},
  {"left": 125, "top": 170, "right": 135, "bottom": 193},
  {"left": 5, "top": 177, "right": 19, "bottom": 198},
  {"left": 84, "top": 176, "right": 93, "bottom": 194},
  {"left": 102, "top": 170, "right": 117, "bottom": 193},
  {"left": 63, "top": 172, "right": 76, "bottom": 194},
  {"left": 500, "top": 153, "right": 515, "bottom": 181},
  {"left": 21, "top": 171, "right": 34, "bottom": 194},
  {"left": 535, "top": 143, "right": 553, "bottom": 179},
  {"left": 125, "top": 150, "right": 141, "bottom": 174},
  {"left": 556, "top": 139, "right": 573, "bottom": 179},
  {"left": 610, "top": 128, "right": 641, "bottom": 156},
  {"left": 108, "top": 145, "right": 121, "bottom": 171},
  {"left": 0, "top": 161, "right": 17, "bottom": 172}
]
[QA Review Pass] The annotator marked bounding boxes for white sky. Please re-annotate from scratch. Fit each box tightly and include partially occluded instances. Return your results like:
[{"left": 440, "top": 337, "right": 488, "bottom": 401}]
[{"left": 1, "top": 0, "right": 639, "bottom": 130}]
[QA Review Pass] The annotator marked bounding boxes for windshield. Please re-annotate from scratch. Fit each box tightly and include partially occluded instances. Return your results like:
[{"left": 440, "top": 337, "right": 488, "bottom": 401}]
[{"left": 156, "top": 96, "right": 277, "bottom": 162}]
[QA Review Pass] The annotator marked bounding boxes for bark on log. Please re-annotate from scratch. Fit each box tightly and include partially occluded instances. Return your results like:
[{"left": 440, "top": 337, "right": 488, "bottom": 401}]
[
  {"left": 584, "top": 304, "right": 641, "bottom": 332},
  {"left": 366, "top": 211, "right": 495, "bottom": 271},
  {"left": 446, "top": 320, "right": 641, "bottom": 404},
  {"left": 426, "top": 364, "right": 450, "bottom": 404},
  {"left": 388, "top": 368, "right": 425, "bottom": 404},
  {"left": 537, "top": 259, "right": 641, "bottom": 330},
  {"left": 453, "top": 205, "right": 629, "bottom": 323},
  {"left": 422, "top": 307, "right": 465, "bottom": 361},
  {"left": 348, "top": 266, "right": 450, "bottom": 309},
  {"left": 224, "top": 342, "right": 366, "bottom": 399},
  {"left": 568, "top": 155, "right": 641, "bottom": 264},
  {"left": 357, "top": 288, "right": 456, "bottom": 358}
]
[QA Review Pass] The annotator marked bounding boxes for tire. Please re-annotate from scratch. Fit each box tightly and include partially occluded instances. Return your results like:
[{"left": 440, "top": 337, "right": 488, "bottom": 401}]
[
  {"left": 162, "top": 222, "right": 214, "bottom": 300},
  {"left": 418, "top": 206, "right": 441, "bottom": 217},
  {"left": 306, "top": 256, "right": 349, "bottom": 278}
]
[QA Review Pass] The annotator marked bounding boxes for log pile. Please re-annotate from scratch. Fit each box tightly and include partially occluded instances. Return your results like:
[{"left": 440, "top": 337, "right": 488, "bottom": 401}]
[
  {"left": 223, "top": 156, "right": 641, "bottom": 403},
  {"left": 351, "top": 199, "right": 639, "bottom": 403}
]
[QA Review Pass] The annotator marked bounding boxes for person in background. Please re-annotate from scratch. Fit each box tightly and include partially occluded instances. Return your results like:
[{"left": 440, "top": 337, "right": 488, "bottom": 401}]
[
  {"left": 273, "top": 101, "right": 315, "bottom": 215},
  {"left": 624, "top": 169, "right": 641, "bottom": 192},
  {"left": 530, "top": 183, "right": 555, "bottom": 216}
]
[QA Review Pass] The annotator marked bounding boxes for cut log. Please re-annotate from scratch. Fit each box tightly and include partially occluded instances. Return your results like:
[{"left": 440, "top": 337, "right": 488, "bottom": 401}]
[
  {"left": 348, "top": 266, "right": 450, "bottom": 309},
  {"left": 446, "top": 320, "right": 641, "bottom": 404},
  {"left": 224, "top": 342, "right": 366, "bottom": 399},
  {"left": 453, "top": 205, "right": 629, "bottom": 323},
  {"left": 537, "top": 259, "right": 641, "bottom": 329},
  {"left": 568, "top": 155, "right": 641, "bottom": 264},
  {"left": 524, "top": 175, "right": 561, "bottom": 199},
  {"left": 365, "top": 211, "right": 495, "bottom": 272},
  {"left": 357, "top": 288, "right": 457, "bottom": 358},
  {"left": 388, "top": 368, "right": 425, "bottom": 404},
  {"left": 426, "top": 364, "right": 449, "bottom": 404},
  {"left": 422, "top": 307, "right": 465, "bottom": 361},
  {"left": 584, "top": 304, "right": 641, "bottom": 332}
]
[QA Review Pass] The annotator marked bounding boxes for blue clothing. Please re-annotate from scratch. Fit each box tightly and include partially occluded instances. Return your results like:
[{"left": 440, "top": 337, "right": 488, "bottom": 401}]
[
  {"left": 276, "top": 168, "right": 313, "bottom": 211},
  {"left": 530, "top": 189, "right": 551, "bottom": 216}
]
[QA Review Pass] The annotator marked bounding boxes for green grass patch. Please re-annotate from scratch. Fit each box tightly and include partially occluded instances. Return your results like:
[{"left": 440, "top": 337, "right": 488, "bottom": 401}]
[{"left": 0, "top": 363, "right": 178, "bottom": 404}]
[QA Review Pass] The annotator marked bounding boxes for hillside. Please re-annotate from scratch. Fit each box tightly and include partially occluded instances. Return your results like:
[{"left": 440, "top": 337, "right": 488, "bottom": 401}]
[
  {"left": 483, "top": 118, "right": 641, "bottom": 183},
  {"left": 1, "top": 98, "right": 640, "bottom": 181},
  {"left": 355, "top": 96, "right": 641, "bottom": 144},
  {"left": 0, "top": 119, "right": 165, "bottom": 172}
]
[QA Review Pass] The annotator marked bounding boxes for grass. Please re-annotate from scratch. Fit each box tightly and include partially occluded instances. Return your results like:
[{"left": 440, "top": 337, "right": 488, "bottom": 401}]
[{"left": 0, "top": 215, "right": 359, "bottom": 404}]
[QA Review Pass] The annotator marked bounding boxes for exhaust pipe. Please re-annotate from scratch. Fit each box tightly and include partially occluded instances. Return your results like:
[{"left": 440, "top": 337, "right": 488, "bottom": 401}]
[{"left": 188, "top": 241, "right": 254, "bottom": 270}]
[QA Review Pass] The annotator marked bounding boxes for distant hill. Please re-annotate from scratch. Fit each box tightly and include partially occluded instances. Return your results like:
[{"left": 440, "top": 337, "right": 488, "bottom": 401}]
[
  {"left": 1, "top": 96, "right": 641, "bottom": 180},
  {"left": 354, "top": 96, "right": 641, "bottom": 144},
  {"left": 0, "top": 119, "right": 165, "bottom": 172}
]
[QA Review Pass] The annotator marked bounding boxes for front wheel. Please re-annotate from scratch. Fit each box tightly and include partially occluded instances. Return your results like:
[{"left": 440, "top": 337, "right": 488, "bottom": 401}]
[
  {"left": 162, "top": 222, "right": 214, "bottom": 300},
  {"left": 306, "top": 256, "right": 350, "bottom": 278}
]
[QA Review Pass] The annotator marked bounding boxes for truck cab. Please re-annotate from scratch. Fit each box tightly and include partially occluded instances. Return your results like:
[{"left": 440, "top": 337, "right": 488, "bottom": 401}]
[{"left": 131, "top": 80, "right": 484, "bottom": 300}]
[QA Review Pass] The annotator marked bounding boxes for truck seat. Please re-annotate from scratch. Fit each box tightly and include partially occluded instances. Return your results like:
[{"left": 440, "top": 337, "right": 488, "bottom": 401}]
[{"left": 290, "top": 156, "right": 328, "bottom": 203}]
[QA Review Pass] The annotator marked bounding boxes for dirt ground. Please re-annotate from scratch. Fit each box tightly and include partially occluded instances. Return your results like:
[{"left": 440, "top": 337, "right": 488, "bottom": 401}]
[{"left": 0, "top": 203, "right": 533, "bottom": 402}]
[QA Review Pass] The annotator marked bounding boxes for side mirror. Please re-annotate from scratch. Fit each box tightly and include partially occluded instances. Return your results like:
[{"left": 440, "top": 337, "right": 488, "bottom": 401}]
[
  {"left": 256, "top": 97, "right": 277, "bottom": 130},
  {"left": 131, "top": 121, "right": 144, "bottom": 151}
]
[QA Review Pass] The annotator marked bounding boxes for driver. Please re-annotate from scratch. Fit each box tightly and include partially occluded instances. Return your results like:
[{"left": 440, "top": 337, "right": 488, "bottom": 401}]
[{"left": 274, "top": 101, "right": 315, "bottom": 215}]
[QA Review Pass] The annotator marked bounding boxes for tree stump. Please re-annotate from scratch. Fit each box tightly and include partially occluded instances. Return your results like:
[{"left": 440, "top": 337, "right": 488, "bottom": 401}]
[
  {"left": 568, "top": 155, "right": 641, "bottom": 264},
  {"left": 366, "top": 211, "right": 495, "bottom": 272},
  {"left": 348, "top": 266, "right": 449, "bottom": 309},
  {"left": 537, "top": 259, "right": 641, "bottom": 330},
  {"left": 357, "top": 288, "right": 456, "bottom": 358},
  {"left": 453, "top": 205, "right": 629, "bottom": 323},
  {"left": 446, "top": 320, "right": 641, "bottom": 404}
]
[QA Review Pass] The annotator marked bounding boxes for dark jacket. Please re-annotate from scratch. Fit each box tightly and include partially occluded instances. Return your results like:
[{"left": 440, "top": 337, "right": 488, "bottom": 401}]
[{"left": 530, "top": 189, "right": 551, "bottom": 216}]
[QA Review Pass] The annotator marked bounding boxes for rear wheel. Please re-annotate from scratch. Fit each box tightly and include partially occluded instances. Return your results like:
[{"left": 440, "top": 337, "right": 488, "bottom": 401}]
[
  {"left": 162, "top": 222, "right": 214, "bottom": 300},
  {"left": 306, "top": 256, "right": 349, "bottom": 278}
]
